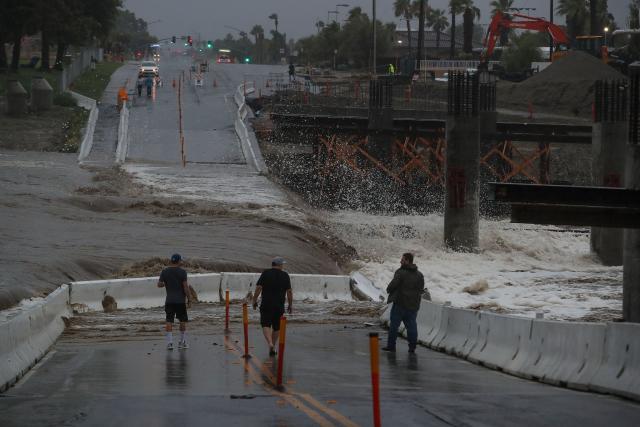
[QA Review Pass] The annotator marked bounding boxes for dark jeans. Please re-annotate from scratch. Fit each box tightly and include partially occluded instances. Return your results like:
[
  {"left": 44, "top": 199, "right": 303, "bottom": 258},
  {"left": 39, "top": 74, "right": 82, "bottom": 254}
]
[{"left": 387, "top": 303, "right": 418, "bottom": 350}]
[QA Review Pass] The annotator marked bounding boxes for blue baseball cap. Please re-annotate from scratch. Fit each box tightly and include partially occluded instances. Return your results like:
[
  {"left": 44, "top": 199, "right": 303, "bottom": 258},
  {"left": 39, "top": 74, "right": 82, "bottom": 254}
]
[{"left": 170, "top": 253, "right": 182, "bottom": 263}]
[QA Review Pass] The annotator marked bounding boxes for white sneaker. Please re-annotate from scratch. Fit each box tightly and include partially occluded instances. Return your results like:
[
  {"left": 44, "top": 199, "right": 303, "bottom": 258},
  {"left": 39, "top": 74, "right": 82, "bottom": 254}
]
[
  {"left": 178, "top": 340, "right": 189, "bottom": 349},
  {"left": 167, "top": 342, "right": 174, "bottom": 350}
]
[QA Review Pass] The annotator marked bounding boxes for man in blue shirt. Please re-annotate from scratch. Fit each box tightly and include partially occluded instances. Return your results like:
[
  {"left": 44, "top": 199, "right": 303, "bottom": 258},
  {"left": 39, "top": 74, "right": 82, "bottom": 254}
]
[{"left": 158, "top": 253, "right": 191, "bottom": 350}]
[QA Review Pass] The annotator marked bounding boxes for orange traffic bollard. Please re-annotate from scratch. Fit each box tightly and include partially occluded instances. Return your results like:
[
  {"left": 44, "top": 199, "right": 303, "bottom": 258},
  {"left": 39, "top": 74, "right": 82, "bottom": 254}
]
[
  {"left": 369, "top": 332, "right": 381, "bottom": 427},
  {"left": 225, "top": 289, "right": 230, "bottom": 332},
  {"left": 242, "top": 303, "right": 251, "bottom": 358},
  {"left": 276, "top": 316, "right": 288, "bottom": 389}
]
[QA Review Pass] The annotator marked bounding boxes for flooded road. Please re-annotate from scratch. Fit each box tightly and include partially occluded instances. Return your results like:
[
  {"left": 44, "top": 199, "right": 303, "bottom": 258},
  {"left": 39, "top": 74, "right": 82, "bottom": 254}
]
[{"left": 0, "top": 58, "right": 347, "bottom": 310}]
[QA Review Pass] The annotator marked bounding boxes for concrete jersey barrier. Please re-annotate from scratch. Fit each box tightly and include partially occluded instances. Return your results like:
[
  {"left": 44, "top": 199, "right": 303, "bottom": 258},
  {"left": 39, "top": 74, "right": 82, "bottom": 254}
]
[
  {"left": 380, "top": 301, "right": 640, "bottom": 402},
  {"left": 70, "top": 274, "right": 223, "bottom": 310},
  {"left": 0, "top": 285, "right": 71, "bottom": 392}
]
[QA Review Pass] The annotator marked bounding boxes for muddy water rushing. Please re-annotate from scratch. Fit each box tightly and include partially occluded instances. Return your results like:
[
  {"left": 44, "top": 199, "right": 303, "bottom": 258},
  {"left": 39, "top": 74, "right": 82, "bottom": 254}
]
[{"left": 0, "top": 151, "right": 354, "bottom": 310}]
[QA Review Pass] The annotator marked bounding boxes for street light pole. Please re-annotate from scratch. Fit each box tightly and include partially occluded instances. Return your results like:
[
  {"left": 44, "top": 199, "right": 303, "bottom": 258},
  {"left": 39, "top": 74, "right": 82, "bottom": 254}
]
[{"left": 372, "top": 0, "right": 376, "bottom": 76}]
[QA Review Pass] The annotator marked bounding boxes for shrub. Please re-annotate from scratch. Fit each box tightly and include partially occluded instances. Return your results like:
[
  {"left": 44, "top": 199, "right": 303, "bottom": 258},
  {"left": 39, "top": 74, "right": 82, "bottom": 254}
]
[{"left": 53, "top": 92, "right": 78, "bottom": 107}]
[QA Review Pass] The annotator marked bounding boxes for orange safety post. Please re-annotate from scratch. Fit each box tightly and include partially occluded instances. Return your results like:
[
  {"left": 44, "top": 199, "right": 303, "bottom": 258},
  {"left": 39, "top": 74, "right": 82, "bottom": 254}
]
[
  {"left": 369, "top": 332, "right": 381, "bottom": 427},
  {"left": 225, "top": 289, "right": 230, "bottom": 331},
  {"left": 276, "top": 316, "right": 288, "bottom": 389},
  {"left": 242, "top": 303, "right": 251, "bottom": 358}
]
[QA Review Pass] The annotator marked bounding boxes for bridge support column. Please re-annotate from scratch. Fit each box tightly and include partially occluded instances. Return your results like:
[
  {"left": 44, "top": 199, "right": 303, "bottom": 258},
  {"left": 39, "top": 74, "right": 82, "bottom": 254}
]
[
  {"left": 367, "top": 78, "right": 394, "bottom": 162},
  {"left": 591, "top": 80, "right": 628, "bottom": 266},
  {"left": 444, "top": 71, "right": 489, "bottom": 251},
  {"left": 624, "top": 67, "right": 640, "bottom": 322}
]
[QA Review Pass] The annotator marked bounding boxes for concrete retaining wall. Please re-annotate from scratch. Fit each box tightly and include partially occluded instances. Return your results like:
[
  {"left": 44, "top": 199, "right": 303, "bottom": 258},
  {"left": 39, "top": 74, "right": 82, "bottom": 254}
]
[
  {"left": 0, "top": 285, "right": 71, "bottom": 392},
  {"left": 381, "top": 301, "right": 640, "bottom": 402}
]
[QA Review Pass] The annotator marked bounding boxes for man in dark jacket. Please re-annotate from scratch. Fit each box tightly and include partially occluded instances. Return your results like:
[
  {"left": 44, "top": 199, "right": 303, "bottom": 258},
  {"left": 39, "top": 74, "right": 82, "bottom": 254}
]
[{"left": 383, "top": 252, "right": 427, "bottom": 353}]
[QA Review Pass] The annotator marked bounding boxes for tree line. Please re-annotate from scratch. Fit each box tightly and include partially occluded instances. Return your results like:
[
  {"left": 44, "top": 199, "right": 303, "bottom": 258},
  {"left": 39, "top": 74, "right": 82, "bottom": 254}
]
[{"left": 1, "top": 1, "right": 154, "bottom": 71}]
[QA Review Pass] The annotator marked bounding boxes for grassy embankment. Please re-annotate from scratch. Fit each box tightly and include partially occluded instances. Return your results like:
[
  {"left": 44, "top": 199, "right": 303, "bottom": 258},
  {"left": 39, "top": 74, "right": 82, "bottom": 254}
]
[{"left": 0, "top": 62, "right": 122, "bottom": 153}]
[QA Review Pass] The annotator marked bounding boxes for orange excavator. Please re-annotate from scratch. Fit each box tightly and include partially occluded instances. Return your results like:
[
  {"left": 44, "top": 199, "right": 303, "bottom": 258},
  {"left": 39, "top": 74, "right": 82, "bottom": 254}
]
[{"left": 481, "top": 11, "right": 571, "bottom": 64}]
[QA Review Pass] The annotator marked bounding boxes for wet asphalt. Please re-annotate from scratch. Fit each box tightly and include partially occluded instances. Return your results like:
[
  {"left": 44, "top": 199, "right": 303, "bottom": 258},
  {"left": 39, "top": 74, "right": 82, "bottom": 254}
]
[{"left": 2, "top": 320, "right": 640, "bottom": 427}]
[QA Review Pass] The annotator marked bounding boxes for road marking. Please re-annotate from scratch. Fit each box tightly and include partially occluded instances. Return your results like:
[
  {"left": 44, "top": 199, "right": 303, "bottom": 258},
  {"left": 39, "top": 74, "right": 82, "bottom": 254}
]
[
  {"left": 225, "top": 337, "right": 335, "bottom": 426},
  {"left": 227, "top": 334, "right": 359, "bottom": 427},
  {"left": 12, "top": 350, "right": 57, "bottom": 390}
]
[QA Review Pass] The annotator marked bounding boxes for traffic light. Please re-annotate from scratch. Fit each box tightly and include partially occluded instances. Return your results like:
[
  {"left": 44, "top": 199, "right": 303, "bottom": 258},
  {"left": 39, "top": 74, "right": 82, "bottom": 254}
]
[
  {"left": 187, "top": 35, "right": 193, "bottom": 46},
  {"left": 171, "top": 36, "right": 176, "bottom": 44},
  {"left": 244, "top": 57, "right": 251, "bottom": 63},
  {"left": 207, "top": 41, "right": 213, "bottom": 49}
]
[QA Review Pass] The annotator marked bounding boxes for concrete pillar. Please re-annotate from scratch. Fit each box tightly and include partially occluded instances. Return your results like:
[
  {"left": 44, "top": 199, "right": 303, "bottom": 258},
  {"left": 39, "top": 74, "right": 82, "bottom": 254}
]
[
  {"left": 367, "top": 78, "right": 394, "bottom": 163},
  {"left": 591, "top": 79, "right": 628, "bottom": 266},
  {"left": 445, "top": 116, "right": 481, "bottom": 250},
  {"left": 30, "top": 76, "right": 53, "bottom": 112},
  {"left": 591, "top": 122, "right": 627, "bottom": 265},
  {"left": 623, "top": 144, "right": 640, "bottom": 322},
  {"left": 624, "top": 65, "right": 640, "bottom": 323}
]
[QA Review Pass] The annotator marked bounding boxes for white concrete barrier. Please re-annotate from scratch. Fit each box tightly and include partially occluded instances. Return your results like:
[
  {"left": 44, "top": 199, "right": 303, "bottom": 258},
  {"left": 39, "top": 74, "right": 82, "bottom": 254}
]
[
  {"left": 381, "top": 302, "right": 640, "bottom": 402},
  {"left": 468, "top": 312, "right": 532, "bottom": 372},
  {"left": 70, "top": 273, "right": 223, "bottom": 310},
  {"left": 291, "top": 274, "right": 352, "bottom": 301},
  {"left": 220, "top": 273, "right": 353, "bottom": 302},
  {"left": 115, "top": 101, "right": 130, "bottom": 164},
  {"left": 590, "top": 323, "right": 640, "bottom": 400},
  {"left": 189, "top": 274, "right": 222, "bottom": 303},
  {"left": 417, "top": 302, "right": 445, "bottom": 346},
  {"left": 70, "top": 91, "right": 98, "bottom": 163},
  {"left": 70, "top": 277, "right": 164, "bottom": 311},
  {"left": 221, "top": 272, "right": 261, "bottom": 301},
  {"left": 349, "top": 272, "right": 386, "bottom": 302},
  {"left": 517, "top": 320, "right": 606, "bottom": 387},
  {"left": 437, "top": 306, "right": 480, "bottom": 358},
  {"left": 0, "top": 285, "right": 70, "bottom": 392}
]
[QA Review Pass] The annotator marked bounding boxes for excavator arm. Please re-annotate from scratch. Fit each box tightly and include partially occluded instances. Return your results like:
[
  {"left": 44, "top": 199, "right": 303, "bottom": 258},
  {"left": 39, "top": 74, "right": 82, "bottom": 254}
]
[{"left": 481, "top": 11, "right": 570, "bottom": 62}]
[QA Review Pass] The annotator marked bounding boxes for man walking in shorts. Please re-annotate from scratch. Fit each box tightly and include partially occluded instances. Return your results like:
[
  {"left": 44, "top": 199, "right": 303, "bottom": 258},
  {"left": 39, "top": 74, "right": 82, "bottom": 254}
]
[
  {"left": 158, "top": 253, "right": 191, "bottom": 350},
  {"left": 252, "top": 257, "right": 292, "bottom": 356}
]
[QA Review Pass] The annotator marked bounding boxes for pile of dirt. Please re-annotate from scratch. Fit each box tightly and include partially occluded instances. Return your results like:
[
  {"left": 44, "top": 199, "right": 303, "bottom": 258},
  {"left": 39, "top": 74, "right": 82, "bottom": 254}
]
[{"left": 498, "top": 51, "right": 627, "bottom": 118}]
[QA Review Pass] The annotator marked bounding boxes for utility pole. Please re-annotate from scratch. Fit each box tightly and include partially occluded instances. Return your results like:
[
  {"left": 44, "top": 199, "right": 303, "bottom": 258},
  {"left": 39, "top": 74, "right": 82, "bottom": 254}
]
[
  {"left": 549, "top": 0, "right": 554, "bottom": 61},
  {"left": 417, "top": 0, "right": 426, "bottom": 73},
  {"left": 372, "top": 0, "right": 377, "bottom": 76}
]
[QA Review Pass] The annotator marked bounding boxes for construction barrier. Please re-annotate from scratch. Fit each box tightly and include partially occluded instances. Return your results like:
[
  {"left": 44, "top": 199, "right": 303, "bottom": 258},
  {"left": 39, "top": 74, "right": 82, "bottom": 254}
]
[
  {"left": 70, "top": 274, "right": 222, "bottom": 311},
  {"left": 380, "top": 300, "right": 640, "bottom": 402},
  {"left": 437, "top": 306, "right": 480, "bottom": 358},
  {"left": 290, "top": 274, "right": 352, "bottom": 301},
  {"left": 0, "top": 285, "right": 71, "bottom": 392},
  {"left": 221, "top": 272, "right": 261, "bottom": 301},
  {"left": 468, "top": 311, "right": 533, "bottom": 372},
  {"left": 349, "top": 272, "right": 386, "bottom": 302},
  {"left": 517, "top": 320, "right": 606, "bottom": 387},
  {"left": 590, "top": 323, "right": 640, "bottom": 400}
]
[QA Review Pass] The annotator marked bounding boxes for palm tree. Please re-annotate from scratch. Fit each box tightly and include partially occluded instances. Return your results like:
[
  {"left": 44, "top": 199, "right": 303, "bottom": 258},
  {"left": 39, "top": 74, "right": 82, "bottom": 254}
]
[
  {"left": 462, "top": 2, "right": 480, "bottom": 54},
  {"left": 269, "top": 13, "right": 279, "bottom": 33},
  {"left": 428, "top": 8, "right": 449, "bottom": 51},
  {"left": 250, "top": 24, "right": 264, "bottom": 63},
  {"left": 394, "top": 0, "right": 414, "bottom": 56},
  {"left": 557, "top": 0, "right": 588, "bottom": 39},
  {"left": 490, "top": 0, "right": 514, "bottom": 46},
  {"left": 449, "top": 0, "right": 466, "bottom": 59}
]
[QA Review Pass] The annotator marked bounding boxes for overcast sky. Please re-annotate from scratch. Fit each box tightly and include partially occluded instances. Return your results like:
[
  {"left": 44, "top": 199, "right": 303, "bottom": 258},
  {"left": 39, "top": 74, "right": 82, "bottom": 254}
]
[{"left": 123, "top": 0, "right": 631, "bottom": 41}]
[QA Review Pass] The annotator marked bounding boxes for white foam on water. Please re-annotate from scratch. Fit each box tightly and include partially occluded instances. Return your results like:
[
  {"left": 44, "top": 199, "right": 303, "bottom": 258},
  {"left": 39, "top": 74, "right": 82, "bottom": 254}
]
[{"left": 324, "top": 211, "right": 622, "bottom": 320}]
